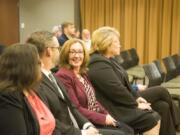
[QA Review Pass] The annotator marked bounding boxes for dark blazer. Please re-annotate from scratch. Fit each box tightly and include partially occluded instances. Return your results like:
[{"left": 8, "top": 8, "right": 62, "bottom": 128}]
[
  {"left": 0, "top": 90, "right": 39, "bottom": 135},
  {"left": 88, "top": 52, "right": 152, "bottom": 123},
  {"left": 55, "top": 68, "right": 108, "bottom": 125},
  {"left": 57, "top": 33, "right": 69, "bottom": 46},
  {"left": 36, "top": 73, "right": 89, "bottom": 135}
]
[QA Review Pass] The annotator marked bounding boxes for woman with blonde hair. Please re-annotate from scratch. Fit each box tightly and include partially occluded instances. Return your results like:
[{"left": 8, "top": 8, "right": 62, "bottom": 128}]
[{"left": 88, "top": 26, "right": 161, "bottom": 135}]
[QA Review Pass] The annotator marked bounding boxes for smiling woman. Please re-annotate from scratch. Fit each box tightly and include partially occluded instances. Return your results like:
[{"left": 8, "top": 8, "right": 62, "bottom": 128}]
[
  {"left": 59, "top": 38, "right": 89, "bottom": 74},
  {"left": 55, "top": 38, "right": 134, "bottom": 135}
]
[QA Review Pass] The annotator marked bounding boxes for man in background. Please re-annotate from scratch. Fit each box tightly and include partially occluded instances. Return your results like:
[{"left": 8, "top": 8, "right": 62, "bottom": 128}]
[{"left": 58, "top": 22, "right": 75, "bottom": 46}]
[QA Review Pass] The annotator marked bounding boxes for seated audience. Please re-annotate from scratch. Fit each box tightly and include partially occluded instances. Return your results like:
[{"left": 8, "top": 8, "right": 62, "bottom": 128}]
[
  {"left": 0, "top": 44, "right": 56, "bottom": 135},
  {"left": 81, "top": 29, "right": 91, "bottom": 51},
  {"left": 27, "top": 30, "right": 132, "bottom": 135},
  {"left": 88, "top": 26, "right": 161, "bottom": 135},
  {"left": 55, "top": 38, "right": 133, "bottom": 135},
  {"left": 58, "top": 22, "right": 76, "bottom": 46}
]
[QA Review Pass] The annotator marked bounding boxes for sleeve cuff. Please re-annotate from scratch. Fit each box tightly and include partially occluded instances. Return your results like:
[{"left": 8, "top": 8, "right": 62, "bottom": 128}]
[{"left": 83, "top": 122, "right": 94, "bottom": 129}]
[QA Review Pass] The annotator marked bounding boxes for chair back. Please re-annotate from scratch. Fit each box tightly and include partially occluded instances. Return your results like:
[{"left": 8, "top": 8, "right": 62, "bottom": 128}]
[
  {"left": 162, "top": 56, "right": 177, "bottom": 81},
  {"left": 153, "top": 60, "right": 166, "bottom": 82},
  {"left": 120, "top": 50, "right": 133, "bottom": 69},
  {"left": 143, "top": 63, "right": 163, "bottom": 87},
  {"left": 172, "top": 54, "right": 180, "bottom": 75},
  {"left": 128, "top": 48, "right": 139, "bottom": 66}
]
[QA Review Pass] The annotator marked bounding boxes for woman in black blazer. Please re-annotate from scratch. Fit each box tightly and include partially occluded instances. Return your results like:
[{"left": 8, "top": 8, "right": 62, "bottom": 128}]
[
  {"left": 88, "top": 27, "right": 162, "bottom": 135},
  {"left": 0, "top": 44, "right": 56, "bottom": 135},
  {"left": 88, "top": 26, "right": 180, "bottom": 135}
]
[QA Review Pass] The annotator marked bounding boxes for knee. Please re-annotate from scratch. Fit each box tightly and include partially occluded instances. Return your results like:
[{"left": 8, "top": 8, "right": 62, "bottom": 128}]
[
  {"left": 155, "top": 86, "right": 167, "bottom": 93},
  {"left": 155, "top": 86, "right": 171, "bottom": 98},
  {"left": 153, "top": 101, "right": 170, "bottom": 112}
]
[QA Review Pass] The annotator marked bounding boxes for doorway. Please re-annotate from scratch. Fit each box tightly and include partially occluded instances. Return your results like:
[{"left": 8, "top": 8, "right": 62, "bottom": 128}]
[{"left": 0, "top": 0, "right": 19, "bottom": 45}]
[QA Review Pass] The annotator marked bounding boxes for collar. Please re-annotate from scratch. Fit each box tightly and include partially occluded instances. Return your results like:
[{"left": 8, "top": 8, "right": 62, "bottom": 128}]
[{"left": 41, "top": 68, "right": 52, "bottom": 80}]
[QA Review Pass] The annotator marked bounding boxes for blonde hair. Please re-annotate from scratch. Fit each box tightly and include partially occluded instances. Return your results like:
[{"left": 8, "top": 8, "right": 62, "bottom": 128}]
[
  {"left": 90, "top": 26, "right": 120, "bottom": 54},
  {"left": 59, "top": 38, "right": 89, "bottom": 74}
]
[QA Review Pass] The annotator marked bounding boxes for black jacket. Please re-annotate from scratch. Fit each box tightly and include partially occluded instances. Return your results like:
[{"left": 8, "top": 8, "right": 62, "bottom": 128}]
[
  {"left": 36, "top": 73, "right": 89, "bottom": 135},
  {"left": 88, "top": 52, "right": 152, "bottom": 123},
  {"left": 0, "top": 90, "right": 40, "bottom": 135}
]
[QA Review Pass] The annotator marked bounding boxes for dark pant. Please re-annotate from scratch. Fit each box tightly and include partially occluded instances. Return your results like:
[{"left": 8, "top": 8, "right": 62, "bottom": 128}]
[{"left": 140, "top": 86, "right": 180, "bottom": 135}]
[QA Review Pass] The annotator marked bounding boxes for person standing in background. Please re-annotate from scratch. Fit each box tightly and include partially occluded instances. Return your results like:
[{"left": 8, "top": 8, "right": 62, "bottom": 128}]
[
  {"left": 81, "top": 29, "right": 91, "bottom": 51},
  {"left": 58, "top": 22, "right": 75, "bottom": 46}
]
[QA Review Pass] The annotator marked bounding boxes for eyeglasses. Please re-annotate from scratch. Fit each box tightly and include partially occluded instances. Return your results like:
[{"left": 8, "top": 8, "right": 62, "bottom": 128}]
[{"left": 69, "top": 50, "right": 84, "bottom": 55}]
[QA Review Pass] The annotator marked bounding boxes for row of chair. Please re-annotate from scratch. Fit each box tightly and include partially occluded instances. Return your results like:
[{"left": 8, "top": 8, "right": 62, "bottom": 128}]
[
  {"left": 115, "top": 48, "right": 180, "bottom": 106},
  {"left": 143, "top": 54, "right": 180, "bottom": 106},
  {"left": 143, "top": 54, "right": 180, "bottom": 88}
]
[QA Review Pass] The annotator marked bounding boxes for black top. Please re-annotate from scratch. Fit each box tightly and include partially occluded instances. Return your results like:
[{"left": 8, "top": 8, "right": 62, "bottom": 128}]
[
  {"left": 88, "top": 52, "right": 155, "bottom": 123},
  {"left": 57, "top": 34, "right": 69, "bottom": 46},
  {"left": 0, "top": 90, "right": 40, "bottom": 135}
]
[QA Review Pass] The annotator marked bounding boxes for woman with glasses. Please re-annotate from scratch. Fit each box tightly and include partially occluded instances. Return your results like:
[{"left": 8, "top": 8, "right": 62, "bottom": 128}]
[{"left": 55, "top": 38, "right": 134, "bottom": 135}]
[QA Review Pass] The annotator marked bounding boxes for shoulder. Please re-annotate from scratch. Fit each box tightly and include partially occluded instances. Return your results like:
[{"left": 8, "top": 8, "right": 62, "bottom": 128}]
[
  {"left": 56, "top": 68, "right": 74, "bottom": 80},
  {"left": 0, "top": 90, "right": 23, "bottom": 108},
  {"left": 89, "top": 53, "right": 113, "bottom": 70},
  {"left": 58, "top": 34, "right": 68, "bottom": 42},
  {"left": 57, "top": 34, "right": 68, "bottom": 46}
]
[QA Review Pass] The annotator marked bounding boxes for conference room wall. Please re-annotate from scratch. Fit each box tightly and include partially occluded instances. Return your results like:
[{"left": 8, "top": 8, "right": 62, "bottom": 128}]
[{"left": 19, "top": 0, "right": 74, "bottom": 43}]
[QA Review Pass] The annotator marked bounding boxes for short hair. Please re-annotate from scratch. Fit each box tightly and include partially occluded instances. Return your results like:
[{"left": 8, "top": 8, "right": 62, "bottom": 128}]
[
  {"left": 91, "top": 26, "right": 120, "bottom": 54},
  {"left": 59, "top": 38, "right": 89, "bottom": 74},
  {"left": 0, "top": 44, "right": 40, "bottom": 92},
  {"left": 82, "top": 29, "right": 90, "bottom": 34},
  {"left": 61, "top": 22, "right": 74, "bottom": 33},
  {"left": 26, "top": 31, "right": 54, "bottom": 57},
  {"left": 52, "top": 25, "right": 62, "bottom": 34}
]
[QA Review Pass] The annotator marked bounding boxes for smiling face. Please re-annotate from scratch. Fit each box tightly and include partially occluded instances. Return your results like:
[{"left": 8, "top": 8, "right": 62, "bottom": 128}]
[{"left": 68, "top": 42, "right": 84, "bottom": 71}]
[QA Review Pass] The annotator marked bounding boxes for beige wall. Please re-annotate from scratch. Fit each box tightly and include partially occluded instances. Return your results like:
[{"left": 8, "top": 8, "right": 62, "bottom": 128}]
[{"left": 19, "top": 0, "right": 74, "bottom": 43}]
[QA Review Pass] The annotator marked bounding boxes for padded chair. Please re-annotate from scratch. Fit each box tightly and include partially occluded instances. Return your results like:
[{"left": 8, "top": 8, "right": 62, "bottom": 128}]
[
  {"left": 143, "top": 63, "right": 180, "bottom": 106},
  {"left": 120, "top": 49, "right": 145, "bottom": 84},
  {"left": 153, "top": 60, "right": 166, "bottom": 82},
  {"left": 0, "top": 44, "right": 5, "bottom": 55},
  {"left": 143, "top": 63, "right": 162, "bottom": 87},
  {"left": 128, "top": 48, "right": 139, "bottom": 66},
  {"left": 162, "top": 56, "right": 178, "bottom": 81},
  {"left": 120, "top": 50, "right": 133, "bottom": 69},
  {"left": 172, "top": 54, "right": 180, "bottom": 75}
]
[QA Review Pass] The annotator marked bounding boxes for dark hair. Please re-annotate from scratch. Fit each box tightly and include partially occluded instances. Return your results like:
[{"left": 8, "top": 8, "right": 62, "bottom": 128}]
[
  {"left": 61, "top": 22, "right": 74, "bottom": 33},
  {"left": 0, "top": 44, "right": 41, "bottom": 92},
  {"left": 26, "top": 31, "right": 54, "bottom": 57}
]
